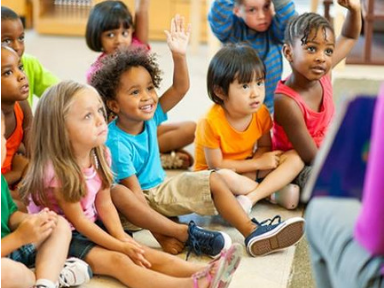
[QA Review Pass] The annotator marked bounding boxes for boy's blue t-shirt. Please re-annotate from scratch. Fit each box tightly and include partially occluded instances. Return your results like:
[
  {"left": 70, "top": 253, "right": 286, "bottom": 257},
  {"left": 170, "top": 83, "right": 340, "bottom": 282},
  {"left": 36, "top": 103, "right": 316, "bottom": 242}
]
[
  {"left": 1, "top": 175, "right": 18, "bottom": 239},
  {"left": 106, "top": 104, "right": 167, "bottom": 190}
]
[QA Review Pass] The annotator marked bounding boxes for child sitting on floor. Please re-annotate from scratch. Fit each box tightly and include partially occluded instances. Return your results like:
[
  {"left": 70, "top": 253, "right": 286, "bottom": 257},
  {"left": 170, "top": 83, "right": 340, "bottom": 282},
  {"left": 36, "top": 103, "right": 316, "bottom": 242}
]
[
  {"left": 194, "top": 44, "right": 304, "bottom": 212},
  {"left": 1, "top": 111, "right": 92, "bottom": 288},
  {"left": 85, "top": 1, "right": 195, "bottom": 169},
  {"left": 273, "top": 0, "right": 362, "bottom": 189},
  {"left": 91, "top": 16, "right": 305, "bottom": 257},
  {"left": 1, "top": 45, "right": 32, "bottom": 210},
  {"left": 20, "top": 80, "right": 242, "bottom": 288}
]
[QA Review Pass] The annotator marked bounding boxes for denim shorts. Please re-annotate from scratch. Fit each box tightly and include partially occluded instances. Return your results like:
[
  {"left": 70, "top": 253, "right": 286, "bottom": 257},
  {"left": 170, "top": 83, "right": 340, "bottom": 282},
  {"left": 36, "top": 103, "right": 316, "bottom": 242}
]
[
  {"left": 8, "top": 244, "right": 37, "bottom": 268},
  {"left": 68, "top": 220, "right": 133, "bottom": 260}
]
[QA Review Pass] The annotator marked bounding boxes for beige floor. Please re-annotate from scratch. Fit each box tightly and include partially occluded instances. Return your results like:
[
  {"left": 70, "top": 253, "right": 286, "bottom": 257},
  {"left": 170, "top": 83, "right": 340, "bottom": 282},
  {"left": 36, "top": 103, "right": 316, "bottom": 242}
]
[{"left": 23, "top": 7, "right": 384, "bottom": 287}]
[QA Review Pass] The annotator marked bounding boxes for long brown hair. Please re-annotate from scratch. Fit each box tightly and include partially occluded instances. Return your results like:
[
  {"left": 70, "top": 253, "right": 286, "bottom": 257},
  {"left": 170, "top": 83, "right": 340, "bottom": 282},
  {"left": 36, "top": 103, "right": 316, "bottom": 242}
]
[{"left": 20, "top": 80, "right": 114, "bottom": 207}]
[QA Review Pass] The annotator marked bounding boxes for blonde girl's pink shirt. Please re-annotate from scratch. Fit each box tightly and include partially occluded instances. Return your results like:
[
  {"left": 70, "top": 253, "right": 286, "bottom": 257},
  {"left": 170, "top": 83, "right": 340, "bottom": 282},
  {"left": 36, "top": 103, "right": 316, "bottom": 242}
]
[
  {"left": 272, "top": 75, "right": 335, "bottom": 151},
  {"left": 27, "top": 163, "right": 101, "bottom": 230}
]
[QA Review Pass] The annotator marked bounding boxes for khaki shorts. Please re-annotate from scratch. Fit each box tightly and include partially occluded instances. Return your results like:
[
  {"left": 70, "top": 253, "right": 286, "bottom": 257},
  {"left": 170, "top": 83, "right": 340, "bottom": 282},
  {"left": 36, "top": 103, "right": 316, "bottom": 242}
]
[{"left": 143, "top": 170, "right": 218, "bottom": 217}]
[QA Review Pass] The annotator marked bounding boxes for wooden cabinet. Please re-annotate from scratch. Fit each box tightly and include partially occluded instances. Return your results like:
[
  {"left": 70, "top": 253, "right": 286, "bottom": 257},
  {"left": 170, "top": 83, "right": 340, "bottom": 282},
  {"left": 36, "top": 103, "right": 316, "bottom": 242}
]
[
  {"left": 32, "top": 0, "right": 134, "bottom": 36},
  {"left": 32, "top": 0, "right": 208, "bottom": 42}
]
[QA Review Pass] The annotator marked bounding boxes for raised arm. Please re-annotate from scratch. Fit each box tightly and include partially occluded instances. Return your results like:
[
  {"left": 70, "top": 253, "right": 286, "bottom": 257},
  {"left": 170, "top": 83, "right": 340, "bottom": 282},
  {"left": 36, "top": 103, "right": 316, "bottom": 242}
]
[
  {"left": 331, "top": 0, "right": 362, "bottom": 68},
  {"left": 271, "top": 0, "right": 297, "bottom": 42},
  {"left": 134, "top": 0, "right": 150, "bottom": 45},
  {"left": 159, "top": 15, "right": 190, "bottom": 113},
  {"left": 208, "top": 0, "right": 237, "bottom": 42}
]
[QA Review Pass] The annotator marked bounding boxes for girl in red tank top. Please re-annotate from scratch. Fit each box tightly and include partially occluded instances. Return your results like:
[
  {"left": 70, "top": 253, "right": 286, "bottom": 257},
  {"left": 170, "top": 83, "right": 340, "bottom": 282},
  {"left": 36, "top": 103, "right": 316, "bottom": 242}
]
[{"left": 273, "top": 1, "right": 362, "bottom": 167}]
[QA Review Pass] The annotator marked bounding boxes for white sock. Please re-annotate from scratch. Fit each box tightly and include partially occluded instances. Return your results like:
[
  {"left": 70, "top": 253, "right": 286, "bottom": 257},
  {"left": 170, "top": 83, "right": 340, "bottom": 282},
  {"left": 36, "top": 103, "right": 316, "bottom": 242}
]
[
  {"left": 35, "top": 279, "right": 57, "bottom": 288},
  {"left": 236, "top": 195, "right": 253, "bottom": 215}
]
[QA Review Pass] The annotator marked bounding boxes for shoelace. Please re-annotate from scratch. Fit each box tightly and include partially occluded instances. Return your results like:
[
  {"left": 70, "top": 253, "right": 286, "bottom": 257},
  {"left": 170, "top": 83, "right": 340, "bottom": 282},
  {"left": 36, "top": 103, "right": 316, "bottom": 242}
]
[
  {"left": 58, "top": 267, "right": 74, "bottom": 287},
  {"left": 186, "top": 223, "right": 216, "bottom": 260},
  {"left": 252, "top": 215, "right": 282, "bottom": 227}
]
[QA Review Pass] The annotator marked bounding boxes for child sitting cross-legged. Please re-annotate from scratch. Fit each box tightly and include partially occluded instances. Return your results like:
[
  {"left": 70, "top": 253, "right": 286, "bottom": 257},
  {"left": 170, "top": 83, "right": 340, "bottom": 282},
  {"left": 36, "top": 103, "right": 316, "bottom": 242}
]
[
  {"left": 194, "top": 44, "right": 304, "bottom": 212},
  {"left": 91, "top": 15, "right": 305, "bottom": 257},
  {"left": 20, "top": 80, "right": 242, "bottom": 288}
]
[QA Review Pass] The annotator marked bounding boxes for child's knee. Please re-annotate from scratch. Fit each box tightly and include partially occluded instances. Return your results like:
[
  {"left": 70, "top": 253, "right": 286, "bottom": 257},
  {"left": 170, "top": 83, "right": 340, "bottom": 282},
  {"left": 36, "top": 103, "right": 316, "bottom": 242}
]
[
  {"left": 216, "top": 168, "right": 237, "bottom": 183},
  {"left": 55, "top": 215, "right": 71, "bottom": 240},
  {"left": 1, "top": 258, "right": 34, "bottom": 287},
  {"left": 284, "top": 150, "right": 305, "bottom": 170}
]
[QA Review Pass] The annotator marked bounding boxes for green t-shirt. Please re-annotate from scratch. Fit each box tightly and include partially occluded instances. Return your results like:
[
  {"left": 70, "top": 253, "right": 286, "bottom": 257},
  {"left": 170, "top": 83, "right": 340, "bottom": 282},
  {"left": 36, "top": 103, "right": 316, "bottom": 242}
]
[
  {"left": 22, "top": 53, "right": 60, "bottom": 106},
  {"left": 1, "top": 175, "right": 18, "bottom": 239}
]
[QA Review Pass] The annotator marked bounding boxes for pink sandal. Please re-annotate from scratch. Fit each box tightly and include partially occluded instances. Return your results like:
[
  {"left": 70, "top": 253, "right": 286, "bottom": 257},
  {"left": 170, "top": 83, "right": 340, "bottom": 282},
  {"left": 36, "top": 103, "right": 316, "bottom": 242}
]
[{"left": 192, "top": 243, "right": 242, "bottom": 288}]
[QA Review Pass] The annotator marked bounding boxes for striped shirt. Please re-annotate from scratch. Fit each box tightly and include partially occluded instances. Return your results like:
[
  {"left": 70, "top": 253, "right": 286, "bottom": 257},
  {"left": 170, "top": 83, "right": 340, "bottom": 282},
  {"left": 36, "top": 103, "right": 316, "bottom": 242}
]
[{"left": 208, "top": 0, "right": 297, "bottom": 113}]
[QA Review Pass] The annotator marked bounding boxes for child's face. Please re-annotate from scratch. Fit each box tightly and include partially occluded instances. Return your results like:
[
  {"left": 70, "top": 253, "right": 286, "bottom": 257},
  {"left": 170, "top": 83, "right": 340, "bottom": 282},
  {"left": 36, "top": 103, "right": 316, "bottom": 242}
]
[
  {"left": 234, "top": 0, "right": 274, "bottom": 32},
  {"left": 1, "top": 19, "right": 25, "bottom": 58},
  {"left": 65, "top": 88, "right": 108, "bottom": 153},
  {"left": 1, "top": 48, "right": 29, "bottom": 103},
  {"left": 286, "top": 27, "right": 335, "bottom": 81},
  {"left": 108, "top": 66, "right": 158, "bottom": 125},
  {"left": 1, "top": 117, "right": 6, "bottom": 167},
  {"left": 101, "top": 24, "right": 133, "bottom": 54},
  {"left": 222, "top": 76, "right": 266, "bottom": 115}
]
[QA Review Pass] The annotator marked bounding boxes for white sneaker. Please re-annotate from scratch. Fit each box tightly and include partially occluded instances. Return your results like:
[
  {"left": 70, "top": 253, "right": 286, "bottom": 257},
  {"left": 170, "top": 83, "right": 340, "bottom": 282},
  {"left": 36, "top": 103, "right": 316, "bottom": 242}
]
[{"left": 58, "top": 257, "right": 92, "bottom": 287}]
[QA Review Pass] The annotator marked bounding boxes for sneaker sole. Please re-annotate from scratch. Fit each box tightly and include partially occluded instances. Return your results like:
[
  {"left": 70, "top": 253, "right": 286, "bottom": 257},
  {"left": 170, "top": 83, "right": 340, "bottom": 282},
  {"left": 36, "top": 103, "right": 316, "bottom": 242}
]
[
  {"left": 210, "top": 243, "right": 242, "bottom": 288},
  {"left": 210, "top": 232, "right": 233, "bottom": 259},
  {"left": 247, "top": 217, "right": 305, "bottom": 257}
]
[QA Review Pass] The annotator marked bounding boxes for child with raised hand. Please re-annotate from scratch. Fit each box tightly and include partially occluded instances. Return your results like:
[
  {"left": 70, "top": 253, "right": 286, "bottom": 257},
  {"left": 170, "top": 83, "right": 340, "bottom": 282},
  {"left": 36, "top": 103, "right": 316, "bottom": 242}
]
[
  {"left": 194, "top": 44, "right": 304, "bottom": 212},
  {"left": 86, "top": 1, "right": 195, "bottom": 170},
  {"left": 20, "top": 80, "right": 242, "bottom": 288},
  {"left": 1, "top": 45, "right": 32, "bottom": 210},
  {"left": 208, "top": 0, "right": 297, "bottom": 113},
  {"left": 1, "top": 112, "right": 92, "bottom": 288},
  {"left": 1, "top": 6, "right": 59, "bottom": 106},
  {"left": 91, "top": 15, "right": 305, "bottom": 257},
  {"left": 273, "top": 0, "right": 362, "bottom": 188}
]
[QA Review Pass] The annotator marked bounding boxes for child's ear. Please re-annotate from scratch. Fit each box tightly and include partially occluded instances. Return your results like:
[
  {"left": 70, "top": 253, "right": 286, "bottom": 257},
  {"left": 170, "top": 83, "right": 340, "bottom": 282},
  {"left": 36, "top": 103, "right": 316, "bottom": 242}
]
[
  {"left": 213, "top": 86, "right": 226, "bottom": 101},
  {"left": 283, "top": 44, "right": 293, "bottom": 63},
  {"left": 106, "top": 99, "right": 120, "bottom": 114},
  {"left": 233, "top": 6, "right": 241, "bottom": 18}
]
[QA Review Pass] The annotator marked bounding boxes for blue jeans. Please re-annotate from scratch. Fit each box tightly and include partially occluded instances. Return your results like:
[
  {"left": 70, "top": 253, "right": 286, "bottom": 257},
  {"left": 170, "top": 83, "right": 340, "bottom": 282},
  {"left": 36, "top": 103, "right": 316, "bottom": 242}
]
[{"left": 305, "top": 198, "right": 383, "bottom": 288}]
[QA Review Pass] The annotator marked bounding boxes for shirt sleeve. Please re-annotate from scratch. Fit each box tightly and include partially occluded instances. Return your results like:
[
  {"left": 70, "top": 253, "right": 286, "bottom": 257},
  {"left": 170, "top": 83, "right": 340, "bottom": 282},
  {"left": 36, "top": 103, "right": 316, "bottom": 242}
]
[
  {"left": 259, "top": 105, "right": 273, "bottom": 134},
  {"left": 208, "top": 0, "right": 237, "bottom": 42},
  {"left": 198, "top": 118, "right": 221, "bottom": 149},
  {"left": 154, "top": 103, "right": 168, "bottom": 127},
  {"left": 26, "top": 55, "right": 60, "bottom": 97},
  {"left": 271, "top": 0, "right": 297, "bottom": 43}
]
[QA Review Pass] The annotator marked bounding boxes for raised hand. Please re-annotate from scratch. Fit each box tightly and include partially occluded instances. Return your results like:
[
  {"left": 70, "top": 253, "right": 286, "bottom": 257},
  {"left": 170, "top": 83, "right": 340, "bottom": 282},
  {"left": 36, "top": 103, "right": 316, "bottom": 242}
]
[
  {"left": 164, "top": 14, "right": 191, "bottom": 56},
  {"left": 337, "top": 0, "right": 361, "bottom": 11}
]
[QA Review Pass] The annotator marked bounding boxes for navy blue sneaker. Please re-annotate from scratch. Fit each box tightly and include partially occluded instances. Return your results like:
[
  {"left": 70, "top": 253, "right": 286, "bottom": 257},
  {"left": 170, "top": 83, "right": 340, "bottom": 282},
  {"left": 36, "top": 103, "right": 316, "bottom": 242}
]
[
  {"left": 186, "top": 221, "right": 232, "bottom": 259},
  {"left": 245, "top": 216, "right": 304, "bottom": 257}
]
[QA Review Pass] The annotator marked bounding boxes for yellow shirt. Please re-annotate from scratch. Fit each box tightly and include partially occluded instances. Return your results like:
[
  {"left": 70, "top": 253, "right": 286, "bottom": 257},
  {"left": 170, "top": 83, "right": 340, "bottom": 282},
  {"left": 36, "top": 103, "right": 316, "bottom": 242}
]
[{"left": 194, "top": 104, "right": 272, "bottom": 171}]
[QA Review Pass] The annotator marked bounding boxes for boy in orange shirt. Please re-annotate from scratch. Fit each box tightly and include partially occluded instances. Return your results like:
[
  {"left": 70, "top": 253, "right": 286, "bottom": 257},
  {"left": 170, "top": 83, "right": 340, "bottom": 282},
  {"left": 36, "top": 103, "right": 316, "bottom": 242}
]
[{"left": 194, "top": 44, "right": 304, "bottom": 212}]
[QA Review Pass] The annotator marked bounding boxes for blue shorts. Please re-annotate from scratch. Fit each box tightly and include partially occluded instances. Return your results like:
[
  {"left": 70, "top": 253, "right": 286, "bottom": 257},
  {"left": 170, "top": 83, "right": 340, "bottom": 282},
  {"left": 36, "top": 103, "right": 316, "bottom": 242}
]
[
  {"left": 8, "top": 244, "right": 37, "bottom": 268},
  {"left": 68, "top": 220, "right": 133, "bottom": 260}
]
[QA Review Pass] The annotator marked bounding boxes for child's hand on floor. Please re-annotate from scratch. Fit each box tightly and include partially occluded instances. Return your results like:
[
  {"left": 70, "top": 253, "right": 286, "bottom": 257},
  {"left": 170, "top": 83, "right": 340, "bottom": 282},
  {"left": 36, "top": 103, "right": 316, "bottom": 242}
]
[{"left": 164, "top": 14, "right": 191, "bottom": 56}]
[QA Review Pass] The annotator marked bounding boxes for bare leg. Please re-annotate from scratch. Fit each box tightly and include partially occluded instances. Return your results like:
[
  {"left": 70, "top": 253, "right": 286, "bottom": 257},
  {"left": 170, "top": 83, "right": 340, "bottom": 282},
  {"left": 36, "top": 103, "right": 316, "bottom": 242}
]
[
  {"left": 216, "top": 169, "right": 258, "bottom": 195},
  {"left": 85, "top": 247, "right": 212, "bottom": 288},
  {"left": 34, "top": 216, "right": 71, "bottom": 283},
  {"left": 1, "top": 258, "right": 35, "bottom": 288},
  {"left": 157, "top": 121, "right": 196, "bottom": 153},
  {"left": 111, "top": 185, "right": 187, "bottom": 254},
  {"left": 246, "top": 150, "right": 304, "bottom": 205},
  {"left": 209, "top": 172, "right": 257, "bottom": 237}
]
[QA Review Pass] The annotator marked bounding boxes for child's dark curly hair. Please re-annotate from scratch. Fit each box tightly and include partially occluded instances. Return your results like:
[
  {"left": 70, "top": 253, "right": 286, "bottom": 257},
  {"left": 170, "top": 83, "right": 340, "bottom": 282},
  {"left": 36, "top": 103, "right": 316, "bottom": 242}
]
[
  {"left": 90, "top": 47, "right": 162, "bottom": 118},
  {"left": 285, "top": 12, "right": 334, "bottom": 46}
]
